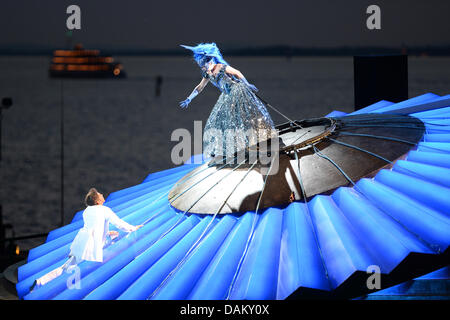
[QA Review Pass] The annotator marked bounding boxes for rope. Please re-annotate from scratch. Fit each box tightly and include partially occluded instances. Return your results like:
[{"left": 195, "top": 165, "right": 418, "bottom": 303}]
[
  {"left": 148, "top": 159, "right": 258, "bottom": 299},
  {"left": 313, "top": 141, "right": 441, "bottom": 254},
  {"left": 289, "top": 129, "right": 312, "bottom": 146},
  {"left": 168, "top": 159, "right": 236, "bottom": 204},
  {"left": 138, "top": 159, "right": 235, "bottom": 226},
  {"left": 336, "top": 131, "right": 450, "bottom": 154},
  {"left": 338, "top": 116, "right": 450, "bottom": 127},
  {"left": 313, "top": 145, "right": 356, "bottom": 185},
  {"left": 337, "top": 132, "right": 417, "bottom": 145},
  {"left": 254, "top": 92, "right": 298, "bottom": 125},
  {"left": 138, "top": 153, "right": 246, "bottom": 227},
  {"left": 149, "top": 158, "right": 249, "bottom": 246},
  {"left": 293, "top": 149, "right": 331, "bottom": 286},
  {"left": 342, "top": 124, "right": 429, "bottom": 130},
  {"left": 225, "top": 152, "right": 278, "bottom": 299},
  {"left": 327, "top": 138, "right": 392, "bottom": 164}
]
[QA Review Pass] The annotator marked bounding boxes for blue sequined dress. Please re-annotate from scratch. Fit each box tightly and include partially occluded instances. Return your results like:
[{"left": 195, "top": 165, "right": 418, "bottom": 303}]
[{"left": 202, "top": 64, "right": 276, "bottom": 160}]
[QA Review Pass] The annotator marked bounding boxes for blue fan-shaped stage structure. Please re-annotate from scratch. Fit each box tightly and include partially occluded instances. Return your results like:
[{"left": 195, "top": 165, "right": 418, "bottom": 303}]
[{"left": 16, "top": 92, "right": 450, "bottom": 300}]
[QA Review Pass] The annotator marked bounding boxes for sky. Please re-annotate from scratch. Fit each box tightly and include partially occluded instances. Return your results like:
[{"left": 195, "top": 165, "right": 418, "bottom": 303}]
[{"left": 0, "top": 0, "right": 449, "bottom": 52}]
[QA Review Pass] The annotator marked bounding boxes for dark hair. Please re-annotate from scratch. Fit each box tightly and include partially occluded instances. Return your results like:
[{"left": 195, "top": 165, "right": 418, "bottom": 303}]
[
  {"left": 194, "top": 54, "right": 213, "bottom": 67},
  {"left": 85, "top": 188, "right": 100, "bottom": 206}
]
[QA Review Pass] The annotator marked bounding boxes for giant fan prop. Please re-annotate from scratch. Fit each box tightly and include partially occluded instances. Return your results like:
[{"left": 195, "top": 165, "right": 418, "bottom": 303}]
[{"left": 16, "top": 92, "right": 450, "bottom": 300}]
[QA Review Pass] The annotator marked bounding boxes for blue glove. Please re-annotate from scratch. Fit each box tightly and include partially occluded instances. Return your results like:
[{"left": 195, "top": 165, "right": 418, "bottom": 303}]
[
  {"left": 241, "top": 77, "right": 258, "bottom": 92},
  {"left": 179, "top": 98, "right": 191, "bottom": 109},
  {"left": 180, "top": 89, "right": 199, "bottom": 109}
]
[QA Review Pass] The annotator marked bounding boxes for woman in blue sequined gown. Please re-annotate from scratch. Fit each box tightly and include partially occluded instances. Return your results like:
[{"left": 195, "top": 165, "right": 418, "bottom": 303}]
[{"left": 180, "top": 43, "right": 277, "bottom": 161}]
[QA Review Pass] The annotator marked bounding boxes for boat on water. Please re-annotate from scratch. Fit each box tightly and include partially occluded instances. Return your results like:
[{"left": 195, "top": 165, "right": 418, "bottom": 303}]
[{"left": 49, "top": 43, "right": 125, "bottom": 78}]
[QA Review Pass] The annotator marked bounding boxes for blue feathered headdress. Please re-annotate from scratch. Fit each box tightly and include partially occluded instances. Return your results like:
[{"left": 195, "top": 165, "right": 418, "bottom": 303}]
[{"left": 180, "top": 42, "right": 228, "bottom": 66}]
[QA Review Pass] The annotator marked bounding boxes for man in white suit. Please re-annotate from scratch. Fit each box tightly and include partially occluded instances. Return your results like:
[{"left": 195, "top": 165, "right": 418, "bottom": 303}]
[{"left": 30, "top": 188, "right": 143, "bottom": 291}]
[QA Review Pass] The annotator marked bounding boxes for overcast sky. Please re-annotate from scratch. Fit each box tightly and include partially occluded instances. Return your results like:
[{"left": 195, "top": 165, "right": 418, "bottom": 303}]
[{"left": 1, "top": 0, "right": 449, "bottom": 51}]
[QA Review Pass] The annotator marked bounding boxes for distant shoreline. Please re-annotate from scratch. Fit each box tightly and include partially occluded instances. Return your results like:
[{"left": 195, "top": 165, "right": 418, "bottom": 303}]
[{"left": 1, "top": 45, "right": 450, "bottom": 56}]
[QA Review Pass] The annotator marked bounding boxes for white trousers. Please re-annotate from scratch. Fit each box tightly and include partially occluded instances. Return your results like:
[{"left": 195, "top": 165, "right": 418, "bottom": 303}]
[{"left": 35, "top": 255, "right": 78, "bottom": 286}]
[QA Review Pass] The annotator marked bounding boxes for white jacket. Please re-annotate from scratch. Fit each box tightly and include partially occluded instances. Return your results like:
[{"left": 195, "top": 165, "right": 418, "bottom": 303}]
[{"left": 69, "top": 205, "right": 136, "bottom": 263}]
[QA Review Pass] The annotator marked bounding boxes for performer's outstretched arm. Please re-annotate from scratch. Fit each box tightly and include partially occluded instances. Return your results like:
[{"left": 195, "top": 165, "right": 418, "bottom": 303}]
[
  {"left": 180, "top": 77, "right": 209, "bottom": 108},
  {"left": 225, "top": 65, "right": 258, "bottom": 92},
  {"left": 107, "top": 209, "right": 142, "bottom": 233}
]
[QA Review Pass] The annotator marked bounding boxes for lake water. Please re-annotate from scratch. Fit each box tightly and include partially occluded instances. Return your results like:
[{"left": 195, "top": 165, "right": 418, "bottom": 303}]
[{"left": 0, "top": 55, "right": 449, "bottom": 250}]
